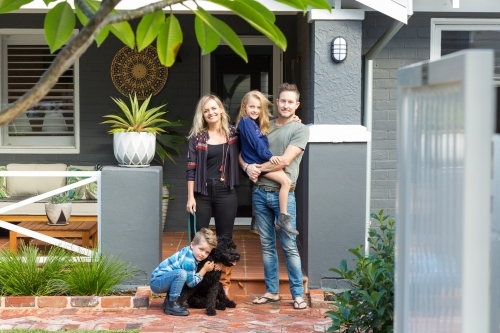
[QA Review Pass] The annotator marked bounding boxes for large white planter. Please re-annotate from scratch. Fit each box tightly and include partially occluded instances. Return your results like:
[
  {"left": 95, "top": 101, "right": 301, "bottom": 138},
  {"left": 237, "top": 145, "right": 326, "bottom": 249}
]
[
  {"left": 113, "top": 132, "right": 156, "bottom": 167},
  {"left": 45, "top": 203, "right": 72, "bottom": 225}
]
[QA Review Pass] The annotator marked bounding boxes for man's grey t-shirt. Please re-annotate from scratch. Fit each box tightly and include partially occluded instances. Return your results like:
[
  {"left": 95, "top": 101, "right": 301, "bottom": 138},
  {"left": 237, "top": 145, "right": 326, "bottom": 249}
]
[{"left": 256, "top": 119, "right": 310, "bottom": 188}]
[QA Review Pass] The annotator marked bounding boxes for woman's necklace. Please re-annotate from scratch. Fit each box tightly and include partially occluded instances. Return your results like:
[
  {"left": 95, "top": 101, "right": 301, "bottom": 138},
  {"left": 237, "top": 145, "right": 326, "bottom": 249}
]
[{"left": 219, "top": 138, "right": 229, "bottom": 182}]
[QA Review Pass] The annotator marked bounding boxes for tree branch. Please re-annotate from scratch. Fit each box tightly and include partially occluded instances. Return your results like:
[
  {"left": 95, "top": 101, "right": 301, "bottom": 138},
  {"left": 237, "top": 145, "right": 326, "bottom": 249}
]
[
  {"left": 74, "top": 0, "right": 95, "bottom": 20},
  {"left": 104, "top": 0, "right": 185, "bottom": 25},
  {"left": 0, "top": 0, "right": 121, "bottom": 125}
]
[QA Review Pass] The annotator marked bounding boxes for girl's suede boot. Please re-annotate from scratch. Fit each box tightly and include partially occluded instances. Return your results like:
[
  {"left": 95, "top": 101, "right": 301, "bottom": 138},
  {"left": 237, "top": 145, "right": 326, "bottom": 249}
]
[{"left": 164, "top": 298, "right": 189, "bottom": 316}]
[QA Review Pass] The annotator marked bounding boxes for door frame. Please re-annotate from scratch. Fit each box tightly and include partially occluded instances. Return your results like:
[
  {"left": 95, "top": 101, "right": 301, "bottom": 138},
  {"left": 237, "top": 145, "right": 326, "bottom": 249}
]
[
  {"left": 201, "top": 36, "right": 283, "bottom": 104},
  {"left": 201, "top": 36, "right": 282, "bottom": 225}
]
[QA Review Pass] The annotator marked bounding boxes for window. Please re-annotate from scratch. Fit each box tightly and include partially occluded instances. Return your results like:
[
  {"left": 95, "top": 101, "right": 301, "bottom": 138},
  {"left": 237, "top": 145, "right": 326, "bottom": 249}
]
[
  {"left": 0, "top": 29, "right": 79, "bottom": 153},
  {"left": 431, "top": 19, "right": 500, "bottom": 83}
]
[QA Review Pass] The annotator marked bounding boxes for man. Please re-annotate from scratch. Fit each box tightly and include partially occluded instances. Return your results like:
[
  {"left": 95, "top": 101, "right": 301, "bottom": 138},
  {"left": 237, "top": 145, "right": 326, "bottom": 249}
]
[{"left": 243, "top": 83, "right": 309, "bottom": 310}]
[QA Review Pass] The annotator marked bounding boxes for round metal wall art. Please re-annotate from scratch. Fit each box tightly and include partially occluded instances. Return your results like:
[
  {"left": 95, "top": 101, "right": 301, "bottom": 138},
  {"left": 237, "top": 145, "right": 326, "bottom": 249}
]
[{"left": 110, "top": 45, "right": 168, "bottom": 100}]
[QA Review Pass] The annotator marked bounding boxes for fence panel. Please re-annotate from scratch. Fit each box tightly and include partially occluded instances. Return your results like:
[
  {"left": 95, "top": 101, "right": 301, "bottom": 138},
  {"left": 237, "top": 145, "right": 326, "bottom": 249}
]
[{"left": 396, "top": 50, "right": 495, "bottom": 333}]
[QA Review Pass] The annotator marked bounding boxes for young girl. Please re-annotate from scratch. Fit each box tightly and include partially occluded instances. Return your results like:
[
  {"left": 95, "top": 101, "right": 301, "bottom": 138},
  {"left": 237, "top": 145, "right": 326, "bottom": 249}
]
[{"left": 236, "top": 90, "right": 298, "bottom": 236}]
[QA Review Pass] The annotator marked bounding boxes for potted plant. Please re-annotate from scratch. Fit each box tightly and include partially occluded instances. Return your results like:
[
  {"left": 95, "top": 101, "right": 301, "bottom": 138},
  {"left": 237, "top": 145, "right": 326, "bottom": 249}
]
[
  {"left": 102, "top": 93, "right": 189, "bottom": 167},
  {"left": 45, "top": 192, "right": 72, "bottom": 225}
]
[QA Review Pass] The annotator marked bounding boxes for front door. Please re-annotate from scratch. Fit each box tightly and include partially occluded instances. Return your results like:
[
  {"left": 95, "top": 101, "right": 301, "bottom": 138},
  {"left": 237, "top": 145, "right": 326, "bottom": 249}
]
[{"left": 201, "top": 38, "right": 282, "bottom": 223}]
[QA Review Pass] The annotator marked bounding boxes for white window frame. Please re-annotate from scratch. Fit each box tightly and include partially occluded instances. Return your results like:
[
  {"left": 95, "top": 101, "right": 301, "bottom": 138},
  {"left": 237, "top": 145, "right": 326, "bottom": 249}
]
[
  {"left": 0, "top": 29, "right": 80, "bottom": 154},
  {"left": 430, "top": 18, "right": 500, "bottom": 60}
]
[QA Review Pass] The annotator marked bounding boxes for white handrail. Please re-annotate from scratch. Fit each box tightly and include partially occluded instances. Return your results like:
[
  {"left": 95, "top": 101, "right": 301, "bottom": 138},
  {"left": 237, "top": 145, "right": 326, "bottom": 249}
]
[{"left": 0, "top": 170, "right": 101, "bottom": 257}]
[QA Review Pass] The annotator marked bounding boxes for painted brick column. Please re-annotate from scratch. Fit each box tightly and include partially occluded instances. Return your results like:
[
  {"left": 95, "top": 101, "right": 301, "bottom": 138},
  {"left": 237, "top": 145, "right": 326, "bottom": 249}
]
[
  {"left": 101, "top": 166, "right": 162, "bottom": 286},
  {"left": 298, "top": 19, "right": 368, "bottom": 290}
]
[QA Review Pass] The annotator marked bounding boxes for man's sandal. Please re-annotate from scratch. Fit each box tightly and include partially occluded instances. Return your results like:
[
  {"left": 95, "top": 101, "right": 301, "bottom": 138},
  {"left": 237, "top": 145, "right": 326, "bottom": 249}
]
[
  {"left": 253, "top": 295, "right": 280, "bottom": 304},
  {"left": 293, "top": 299, "right": 307, "bottom": 310}
]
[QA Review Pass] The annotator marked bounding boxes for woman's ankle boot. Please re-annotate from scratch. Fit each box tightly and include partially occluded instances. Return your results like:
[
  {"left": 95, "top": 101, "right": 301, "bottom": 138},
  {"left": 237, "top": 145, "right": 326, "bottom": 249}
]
[{"left": 164, "top": 298, "right": 189, "bottom": 316}]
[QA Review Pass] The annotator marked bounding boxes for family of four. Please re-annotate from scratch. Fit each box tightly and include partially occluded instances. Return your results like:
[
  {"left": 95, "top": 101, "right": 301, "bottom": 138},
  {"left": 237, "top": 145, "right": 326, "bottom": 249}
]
[{"left": 149, "top": 83, "right": 309, "bottom": 316}]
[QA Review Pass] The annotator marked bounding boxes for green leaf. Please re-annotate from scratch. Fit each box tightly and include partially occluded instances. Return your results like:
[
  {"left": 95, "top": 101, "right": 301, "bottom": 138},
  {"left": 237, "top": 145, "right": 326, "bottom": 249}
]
[
  {"left": 82, "top": 0, "right": 134, "bottom": 48},
  {"left": 194, "top": 15, "right": 220, "bottom": 55},
  {"left": 370, "top": 213, "right": 378, "bottom": 219},
  {"left": 209, "top": 0, "right": 286, "bottom": 51},
  {"left": 109, "top": 21, "right": 135, "bottom": 49},
  {"left": 43, "top": 0, "right": 57, "bottom": 5},
  {"left": 44, "top": 2, "right": 75, "bottom": 53},
  {"left": 137, "top": 11, "right": 165, "bottom": 52},
  {"left": 193, "top": 6, "right": 247, "bottom": 62},
  {"left": 75, "top": 2, "right": 109, "bottom": 46},
  {"left": 0, "top": 0, "right": 32, "bottom": 13},
  {"left": 348, "top": 246, "right": 364, "bottom": 260},
  {"left": 157, "top": 13, "right": 183, "bottom": 67}
]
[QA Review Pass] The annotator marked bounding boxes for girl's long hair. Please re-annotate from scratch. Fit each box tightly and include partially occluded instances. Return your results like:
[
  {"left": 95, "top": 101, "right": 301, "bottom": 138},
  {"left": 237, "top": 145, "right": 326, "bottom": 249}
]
[
  {"left": 235, "top": 90, "right": 273, "bottom": 135},
  {"left": 188, "top": 94, "right": 231, "bottom": 138}
]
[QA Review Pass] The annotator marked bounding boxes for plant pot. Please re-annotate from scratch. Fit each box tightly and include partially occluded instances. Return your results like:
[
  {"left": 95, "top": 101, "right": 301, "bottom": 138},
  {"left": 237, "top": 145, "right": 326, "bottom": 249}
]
[
  {"left": 161, "top": 185, "right": 170, "bottom": 232},
  {"left": 113, "top": 132, "right": 156, "bottom": 167},
  {"left": 45, "top": 203, "right": 72, "bottom": 225}
]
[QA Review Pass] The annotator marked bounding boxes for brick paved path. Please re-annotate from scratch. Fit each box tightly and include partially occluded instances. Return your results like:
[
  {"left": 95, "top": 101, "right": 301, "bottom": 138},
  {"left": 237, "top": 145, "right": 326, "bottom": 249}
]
[{"left": 0, "top": 296, "right": 332, "bottom": 332}]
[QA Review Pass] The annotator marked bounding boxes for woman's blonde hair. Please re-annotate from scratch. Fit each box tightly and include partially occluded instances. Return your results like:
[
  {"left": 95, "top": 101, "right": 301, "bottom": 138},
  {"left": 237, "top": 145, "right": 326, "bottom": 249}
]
[
  {"left": 192, "top": 227, "right": 218, "bottom": 249},
  {"left": 235, "top": 90, "right": 273, "bottom": 135},
  {"left": 188, "top": 94, "right": 230, "bottom": 138}
]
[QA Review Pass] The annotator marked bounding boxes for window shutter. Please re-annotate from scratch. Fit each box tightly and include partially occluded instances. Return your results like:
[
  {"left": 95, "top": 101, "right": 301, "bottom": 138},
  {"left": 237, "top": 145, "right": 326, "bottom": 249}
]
[
  {"left": 355, "top": 0, "right": 411, "bottom": 23},
  {"left": 6, "top": 44, "right": 75, "bottom": 140}
]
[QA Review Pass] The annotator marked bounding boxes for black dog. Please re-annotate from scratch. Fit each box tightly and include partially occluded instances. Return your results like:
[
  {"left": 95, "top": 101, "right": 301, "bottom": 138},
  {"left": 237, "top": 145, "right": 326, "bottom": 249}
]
[{"left": 178, "top": 235, "right": 240, "bottom": 316}]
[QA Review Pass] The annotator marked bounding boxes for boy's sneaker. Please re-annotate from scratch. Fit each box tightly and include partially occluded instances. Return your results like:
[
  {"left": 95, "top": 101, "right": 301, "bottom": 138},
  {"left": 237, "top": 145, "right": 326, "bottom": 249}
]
[{"left": 276, "top": 213, "right": 299, "bottom": 235}]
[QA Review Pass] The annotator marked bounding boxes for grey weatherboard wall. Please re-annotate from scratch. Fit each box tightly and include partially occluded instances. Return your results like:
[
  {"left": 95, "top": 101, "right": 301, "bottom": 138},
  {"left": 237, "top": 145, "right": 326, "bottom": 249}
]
[{"left": 100, "top": 166, "right": 162, "bottom": 284}]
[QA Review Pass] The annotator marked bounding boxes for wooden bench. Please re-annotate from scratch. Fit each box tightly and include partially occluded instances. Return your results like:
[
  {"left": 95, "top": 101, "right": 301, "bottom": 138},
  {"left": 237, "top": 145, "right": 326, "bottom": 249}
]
[{"left": 9, "top": 220, "right": 98, "bottom": 253}]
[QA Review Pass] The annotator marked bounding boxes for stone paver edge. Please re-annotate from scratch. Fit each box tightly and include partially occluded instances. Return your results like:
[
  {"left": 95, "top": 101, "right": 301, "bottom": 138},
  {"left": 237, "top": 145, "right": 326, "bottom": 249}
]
[
  {"left": 309, "top": 289, "right": 337, "bottom": 310},
  {"left": 0, "top": 286, "right": 152, "bottom": 309}
]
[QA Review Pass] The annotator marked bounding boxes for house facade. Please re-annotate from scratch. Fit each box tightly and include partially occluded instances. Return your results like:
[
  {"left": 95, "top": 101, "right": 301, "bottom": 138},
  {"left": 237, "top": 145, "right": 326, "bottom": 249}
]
[{"left": 1, "top": 0, "right": 499, "bottom": 289}]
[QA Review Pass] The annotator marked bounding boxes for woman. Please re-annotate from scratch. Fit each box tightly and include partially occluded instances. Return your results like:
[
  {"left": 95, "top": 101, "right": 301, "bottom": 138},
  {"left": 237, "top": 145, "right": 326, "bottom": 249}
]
[{"left": 186, "top": 94, "right": 239, "bottom": 299}]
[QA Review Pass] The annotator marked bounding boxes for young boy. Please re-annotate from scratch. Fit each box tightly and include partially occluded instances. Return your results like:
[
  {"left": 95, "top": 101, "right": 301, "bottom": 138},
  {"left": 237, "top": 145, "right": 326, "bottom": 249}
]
[{"left": 150, "top": 227, "right": 218, "bottom": 316}]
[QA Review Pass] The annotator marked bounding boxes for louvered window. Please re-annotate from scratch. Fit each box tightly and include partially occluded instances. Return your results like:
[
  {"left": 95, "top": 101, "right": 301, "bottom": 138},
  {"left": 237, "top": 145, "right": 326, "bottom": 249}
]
[{"left": 1, "top": 30, "right": 79, "bottom": 153}]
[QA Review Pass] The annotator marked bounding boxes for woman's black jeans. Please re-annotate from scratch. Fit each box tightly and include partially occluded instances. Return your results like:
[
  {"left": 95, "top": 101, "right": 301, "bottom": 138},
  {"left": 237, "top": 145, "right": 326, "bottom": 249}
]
[{"left": 190, "top": 178, "right": 238, "bottom": 240}]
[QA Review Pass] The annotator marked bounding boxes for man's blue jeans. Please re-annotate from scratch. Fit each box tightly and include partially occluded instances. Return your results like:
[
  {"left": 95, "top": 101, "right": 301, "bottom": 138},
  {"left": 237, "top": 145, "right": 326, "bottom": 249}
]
[
  {"left": 150, "top": 270, "right": 187, "bottom": 301},
  {"left": 252, "top": 186, "right": 304, "bottom": 299}
]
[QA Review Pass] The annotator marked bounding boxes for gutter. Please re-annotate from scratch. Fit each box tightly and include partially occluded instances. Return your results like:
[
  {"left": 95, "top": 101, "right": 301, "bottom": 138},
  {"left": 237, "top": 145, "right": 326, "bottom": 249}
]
[{"left": 363, "top": 18, "right": 409, "bottom": 256}]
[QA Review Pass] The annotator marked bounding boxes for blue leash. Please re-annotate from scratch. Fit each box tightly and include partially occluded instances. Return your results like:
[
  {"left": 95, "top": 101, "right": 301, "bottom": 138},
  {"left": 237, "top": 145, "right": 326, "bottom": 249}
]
[{"left": 188, "top": 212, "right": 196, "bottom": 243}]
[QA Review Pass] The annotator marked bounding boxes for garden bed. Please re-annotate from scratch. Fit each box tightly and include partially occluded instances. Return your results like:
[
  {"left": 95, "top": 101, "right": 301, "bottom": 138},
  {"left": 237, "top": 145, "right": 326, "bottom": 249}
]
[{"left": 0, "top": 286, "right": 151, "bottom": 309}]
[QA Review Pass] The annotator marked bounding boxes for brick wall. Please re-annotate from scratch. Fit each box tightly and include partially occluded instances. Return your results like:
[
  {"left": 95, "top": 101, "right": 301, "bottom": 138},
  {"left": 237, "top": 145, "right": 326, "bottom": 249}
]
[{"left": 362, "top": 12, "right": 498, "bottom": 217}]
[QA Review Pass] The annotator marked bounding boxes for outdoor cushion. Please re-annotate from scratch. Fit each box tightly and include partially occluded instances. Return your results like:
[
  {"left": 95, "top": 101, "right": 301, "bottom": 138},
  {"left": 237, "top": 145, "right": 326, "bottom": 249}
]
[
  {"left": 6, "top": 163, "right": 67, "bottom": 196},
  {"left": 0, "top": 166, "right": 9, "bottom": 198},
  {"left": 67, "top": 165, "right": 98, "bottom": 200}
]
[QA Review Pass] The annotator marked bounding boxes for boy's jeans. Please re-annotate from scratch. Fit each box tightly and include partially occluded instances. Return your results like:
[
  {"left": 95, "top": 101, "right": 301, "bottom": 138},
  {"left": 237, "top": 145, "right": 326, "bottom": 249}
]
[
  {"left": 252, "top": 186, "right": 304, "bottom": 299},
  {"left": 150, "top": 270, "right": 187, "bottom": 300}
]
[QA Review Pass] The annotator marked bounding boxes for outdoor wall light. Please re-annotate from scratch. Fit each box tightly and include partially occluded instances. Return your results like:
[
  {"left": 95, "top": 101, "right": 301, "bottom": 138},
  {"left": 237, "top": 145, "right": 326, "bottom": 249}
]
[{"left": 331, "top": 37, "right": 347, "bottom": 63}]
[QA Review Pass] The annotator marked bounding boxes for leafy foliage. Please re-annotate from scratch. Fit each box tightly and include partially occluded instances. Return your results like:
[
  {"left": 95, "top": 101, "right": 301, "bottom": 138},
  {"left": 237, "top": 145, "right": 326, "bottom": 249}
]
[
  {"left": 50, "top": 192, "right": 72, "bottom": 204},
  {"left": 61, "top": 250, "right": 135, "bottom": 296},
  {"left": 326, "top": 210, "right": 395, "bottom": 333},
  {"left": 0, "top": 244, "right": 71, "bottom": 296},
  {"left": 0, "top": 244, "right": 135, "bottom": 296},
  {"left": 0, "top": 0, "right": 330, "bottom": 66},
  {"left": 0, "top": 0, "right": 331, "bottom": 125},
  {"left": 102, "top": 93, "right": 189, "bottom": 164}
]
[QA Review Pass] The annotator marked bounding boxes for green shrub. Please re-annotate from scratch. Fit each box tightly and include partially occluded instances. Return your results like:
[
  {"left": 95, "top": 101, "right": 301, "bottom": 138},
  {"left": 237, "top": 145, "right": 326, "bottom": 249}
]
[
  {"left": 0, "top": 244, "right": 135, "bottom": 296},
  {"left": 326, "top": 210, "right": 395, "bottom": 333},
  {"left": 0, "top": 244, "right": 71, "bottom": 296},
  {"left": 62, "top": 249, "right": 135, "bottom": 296}
]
